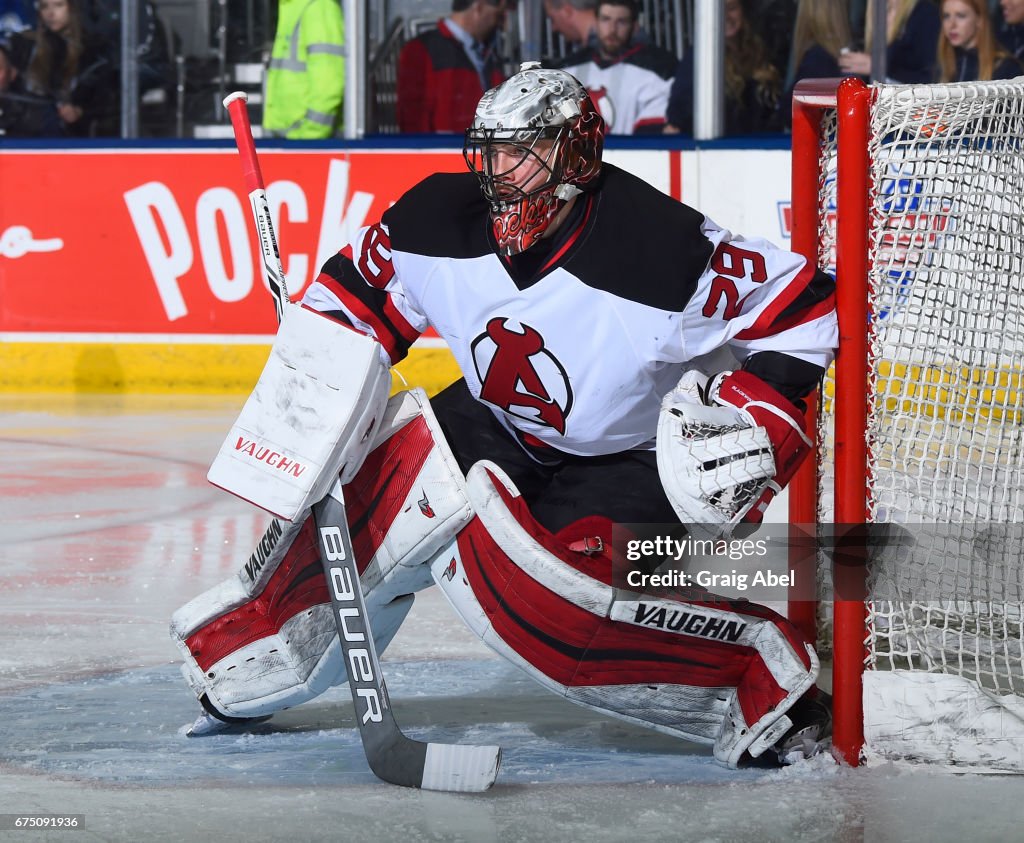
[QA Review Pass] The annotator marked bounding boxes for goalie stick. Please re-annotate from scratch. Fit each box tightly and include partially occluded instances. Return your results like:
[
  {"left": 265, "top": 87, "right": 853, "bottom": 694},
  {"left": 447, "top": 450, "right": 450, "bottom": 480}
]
[{"left": 222, "top": 91, "right": 501, "bottom": 792}]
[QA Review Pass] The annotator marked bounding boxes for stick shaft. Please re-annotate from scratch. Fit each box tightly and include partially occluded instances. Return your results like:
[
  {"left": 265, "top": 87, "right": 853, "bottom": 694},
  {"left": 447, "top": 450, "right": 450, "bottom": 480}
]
[{"left": 223, "top": 91, "right": 288, "bottom": 322}]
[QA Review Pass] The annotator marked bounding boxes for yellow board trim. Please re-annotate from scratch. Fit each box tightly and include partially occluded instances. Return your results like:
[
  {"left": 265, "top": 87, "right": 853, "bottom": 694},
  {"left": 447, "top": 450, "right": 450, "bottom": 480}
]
[
  {"left": 0, "top": 341, "right": 461, "bottom": 397},
  {"left": 821, "top": 360, "right": 1024, "bottom": 423}
]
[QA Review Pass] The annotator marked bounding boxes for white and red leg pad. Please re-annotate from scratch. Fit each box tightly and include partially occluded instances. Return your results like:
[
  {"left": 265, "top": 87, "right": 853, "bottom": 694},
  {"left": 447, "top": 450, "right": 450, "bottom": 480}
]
[
  {"left": 170, "top": 388, "right": 473, "bottom": 719},
  {"left": 431, "top": 460, "right": 819, "bottom": 768}
]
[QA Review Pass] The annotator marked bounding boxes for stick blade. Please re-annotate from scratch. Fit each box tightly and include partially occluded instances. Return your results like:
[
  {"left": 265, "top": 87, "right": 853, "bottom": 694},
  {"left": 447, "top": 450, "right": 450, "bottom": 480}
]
[
  {"left": 421, "top": 743, "right": 502, "bottom": 793},
  {"left": 363, "top": 728, "right": 500, "bottom": 792}
]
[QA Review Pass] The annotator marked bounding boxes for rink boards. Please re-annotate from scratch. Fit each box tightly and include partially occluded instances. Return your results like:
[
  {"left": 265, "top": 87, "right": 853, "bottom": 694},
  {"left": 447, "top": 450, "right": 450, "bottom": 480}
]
[{"left": 0, "top": 142, "right": 791, "bottom": 393}]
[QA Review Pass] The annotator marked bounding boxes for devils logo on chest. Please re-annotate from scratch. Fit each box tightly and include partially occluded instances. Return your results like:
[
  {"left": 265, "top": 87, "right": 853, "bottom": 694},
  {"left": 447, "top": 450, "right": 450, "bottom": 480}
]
[{"left": 472, "top": 317, "right": 573, "bottom": 435}]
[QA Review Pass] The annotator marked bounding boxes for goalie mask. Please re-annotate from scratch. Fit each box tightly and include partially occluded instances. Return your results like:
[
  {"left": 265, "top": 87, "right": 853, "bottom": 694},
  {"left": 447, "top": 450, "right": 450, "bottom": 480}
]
[{"left": 464, "top": 62, "right": 605, "bottom": 256}]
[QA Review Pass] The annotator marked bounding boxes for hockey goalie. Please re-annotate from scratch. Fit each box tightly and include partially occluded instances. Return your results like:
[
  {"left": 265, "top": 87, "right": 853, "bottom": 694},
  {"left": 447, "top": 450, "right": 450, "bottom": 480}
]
[{"left": 171, "top": 63, "right": 837, "bottom": 768}]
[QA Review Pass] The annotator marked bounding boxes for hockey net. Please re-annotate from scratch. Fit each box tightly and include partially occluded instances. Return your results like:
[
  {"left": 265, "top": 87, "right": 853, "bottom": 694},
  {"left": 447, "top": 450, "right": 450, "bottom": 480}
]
[{"left": 790, "top": 78, "right": 1024, "bottom": 771}]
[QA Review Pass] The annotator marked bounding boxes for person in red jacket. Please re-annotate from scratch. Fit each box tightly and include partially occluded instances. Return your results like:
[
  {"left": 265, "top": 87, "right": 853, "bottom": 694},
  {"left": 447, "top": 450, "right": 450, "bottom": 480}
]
[{"left": 397, "top": 0, "right": 508, "bottom": 133}]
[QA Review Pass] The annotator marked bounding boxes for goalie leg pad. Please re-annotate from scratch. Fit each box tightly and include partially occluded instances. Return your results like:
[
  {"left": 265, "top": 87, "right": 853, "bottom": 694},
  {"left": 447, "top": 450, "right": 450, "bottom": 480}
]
[
  {"left": 431, "top": 460, "right": 817, "bottom": 768},
  {"left": 171, "top": 388, "right": 473, "bottom": 719}
]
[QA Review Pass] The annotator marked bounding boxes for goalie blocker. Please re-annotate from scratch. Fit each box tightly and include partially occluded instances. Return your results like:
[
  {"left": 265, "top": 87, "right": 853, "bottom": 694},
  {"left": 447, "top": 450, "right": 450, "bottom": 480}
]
[
  {"left": 207, "top": 304, "right": 392, "bottom": 521},
  {"left": 173, "top": 388, "right": 826, "bottom": 766}
]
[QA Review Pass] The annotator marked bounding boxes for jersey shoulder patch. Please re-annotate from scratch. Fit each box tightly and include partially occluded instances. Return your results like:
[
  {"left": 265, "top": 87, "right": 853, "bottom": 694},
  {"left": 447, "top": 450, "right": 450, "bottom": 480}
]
[
  {"left": 383, "top": 172, "right": 492, "bottom": 259},
  {"left": 565, "top": 164, "right": 713, "bottom": 312}
]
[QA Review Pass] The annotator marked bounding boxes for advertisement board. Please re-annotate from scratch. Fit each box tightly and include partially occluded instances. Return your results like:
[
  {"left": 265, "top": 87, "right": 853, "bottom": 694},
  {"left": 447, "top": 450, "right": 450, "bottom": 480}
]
[
  {"left": 0, "top": 145, "right": 791, "bottom": 391},
  {"left": 0, "top": 149, "right": 463, "bottom": 335}
]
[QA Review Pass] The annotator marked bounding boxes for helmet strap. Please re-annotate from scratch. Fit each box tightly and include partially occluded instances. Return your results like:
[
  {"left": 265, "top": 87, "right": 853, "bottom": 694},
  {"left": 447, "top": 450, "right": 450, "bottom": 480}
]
[{"left": 553, "top": 183, "right": 583, "bottom": 202}]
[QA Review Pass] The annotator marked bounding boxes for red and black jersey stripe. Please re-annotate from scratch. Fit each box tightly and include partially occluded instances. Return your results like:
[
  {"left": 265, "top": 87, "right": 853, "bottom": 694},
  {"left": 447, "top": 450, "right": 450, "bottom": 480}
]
[
  {"left": 314, "top": 249, "right": 419, "bottom": 364},
  {"left": 736, "top": 263, "right": 836, "bottom": 342},
  {"left": 738, "top": 264, "right": 836, "bottom": 400}
]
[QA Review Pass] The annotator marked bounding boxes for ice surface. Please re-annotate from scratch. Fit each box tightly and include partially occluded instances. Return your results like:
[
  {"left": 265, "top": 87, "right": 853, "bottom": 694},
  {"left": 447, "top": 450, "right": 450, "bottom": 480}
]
[{"left": 0, "top": 395, "right": 1021, "bottom": 843}]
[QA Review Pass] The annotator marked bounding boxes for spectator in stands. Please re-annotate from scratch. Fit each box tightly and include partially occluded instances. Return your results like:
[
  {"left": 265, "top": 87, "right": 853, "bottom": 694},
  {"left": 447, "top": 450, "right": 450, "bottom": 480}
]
[
  {"left": 560, "top": 0, "right": 676, "bottom": 134},
  {"left": 995, "top": 0, "right": 1024, "bottom": 61},
  {"left": 938, "top": 0, "right": 1021, "bottom": 80},
  {"left": 665, "top": 0, "right": 783, "bottom": 135},
  {"left": 263, "top": 0, "right": 345, "bottom": 138},
  {"left": 397, "top": 0, "right": 508, "bottom": 134},
  {"left": 838, "top": 0, "right": 940, "bottom": 83},
  {"left": 543, "top": 0, "right": 598, "bottom": 50},
  {"left": 20, "top": 0, "right": 117, "bottom": 136},
  {"left": 0, "top": 36, "right": 59, "bottom": 135},
  {"left": 783, "top": 0, "right": 853, "bottom": 117}
]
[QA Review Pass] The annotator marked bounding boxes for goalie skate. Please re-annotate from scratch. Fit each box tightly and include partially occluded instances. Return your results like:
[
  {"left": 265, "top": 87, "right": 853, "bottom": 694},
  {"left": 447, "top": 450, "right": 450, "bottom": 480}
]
[
  {"left": 186, "top": 703, "right": 271, "bottom": 737},
  {"left": 770, "top": 689, "right": 833, "bottom": 765}
]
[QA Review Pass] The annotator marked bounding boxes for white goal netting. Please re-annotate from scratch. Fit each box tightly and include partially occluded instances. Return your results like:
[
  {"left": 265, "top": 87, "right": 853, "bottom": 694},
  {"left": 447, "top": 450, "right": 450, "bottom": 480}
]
[{"left": 814, "top": 80, "right": 1024, "bottom": 769}]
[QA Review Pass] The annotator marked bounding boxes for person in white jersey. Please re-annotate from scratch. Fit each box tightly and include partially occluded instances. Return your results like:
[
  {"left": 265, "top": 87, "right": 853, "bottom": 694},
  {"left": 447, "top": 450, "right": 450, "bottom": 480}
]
[
  {"left": 171, "top": 63, "right": 837, "bottom": 769},
  {"left": 559, "top": 0, "right": 677, "bottom": 133}
]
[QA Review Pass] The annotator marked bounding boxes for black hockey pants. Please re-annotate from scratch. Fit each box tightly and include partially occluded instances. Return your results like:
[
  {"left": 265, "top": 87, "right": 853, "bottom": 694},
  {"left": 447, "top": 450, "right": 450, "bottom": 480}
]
[{"left": 429, "top": 379, "right": 679, "bottom": 534}]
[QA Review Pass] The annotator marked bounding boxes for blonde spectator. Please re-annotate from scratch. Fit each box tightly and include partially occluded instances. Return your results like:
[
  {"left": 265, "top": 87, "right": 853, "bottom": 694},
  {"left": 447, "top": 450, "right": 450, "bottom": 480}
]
[
  {"left": 23, "top": 0, "right": 116, "bottom": 135},
  {"left": 783, "top": 0, "right": 853, "bottom": 123},
  {"left": 790, "top": 0, "right": 853, "bottom": 83},
  {"left": 839, "top": 0, "right": 940, "bottom": 83}
]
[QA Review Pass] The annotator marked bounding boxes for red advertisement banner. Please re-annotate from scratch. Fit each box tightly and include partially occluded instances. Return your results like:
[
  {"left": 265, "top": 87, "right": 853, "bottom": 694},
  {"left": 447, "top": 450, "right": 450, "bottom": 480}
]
[{"left": 0, "top": 149, "right": 464, "bottom": 334}]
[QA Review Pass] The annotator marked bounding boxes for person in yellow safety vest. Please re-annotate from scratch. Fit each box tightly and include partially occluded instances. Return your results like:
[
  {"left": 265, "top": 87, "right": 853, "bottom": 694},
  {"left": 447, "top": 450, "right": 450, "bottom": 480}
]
[{"left": 263, "top": 0, "right": 346, "bottom": 138}]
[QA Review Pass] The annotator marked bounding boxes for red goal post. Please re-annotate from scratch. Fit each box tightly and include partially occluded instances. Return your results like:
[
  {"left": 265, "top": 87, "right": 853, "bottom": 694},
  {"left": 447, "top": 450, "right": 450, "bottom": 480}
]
[
  {"left": 790, "top": 77, "right": 1024, "bottom": 771},
  {"left": 790, "top": 76, "right": 871, "bottom": 768}
]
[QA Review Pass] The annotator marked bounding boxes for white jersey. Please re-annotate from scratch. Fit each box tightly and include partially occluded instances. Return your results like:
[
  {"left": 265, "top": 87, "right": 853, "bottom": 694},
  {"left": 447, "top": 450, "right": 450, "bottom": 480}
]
[
  {"left": 560, "top": 44, "right": 676, "bottom": 134},
  {"left": 303, "top": 165, "right": 837, "bottom": 458}
]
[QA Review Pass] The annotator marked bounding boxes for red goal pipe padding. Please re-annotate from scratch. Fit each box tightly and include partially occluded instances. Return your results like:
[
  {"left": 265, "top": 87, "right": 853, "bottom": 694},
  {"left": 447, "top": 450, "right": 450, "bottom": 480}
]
[
  {"left": 788, "top": 79, "right": 834, "bottom": 648},
  {"left": 830, "top": 76, "right": 871, "bottom": 768},
  {"left": 790, "top": 78, "right": 871, "bottom": 766}
]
